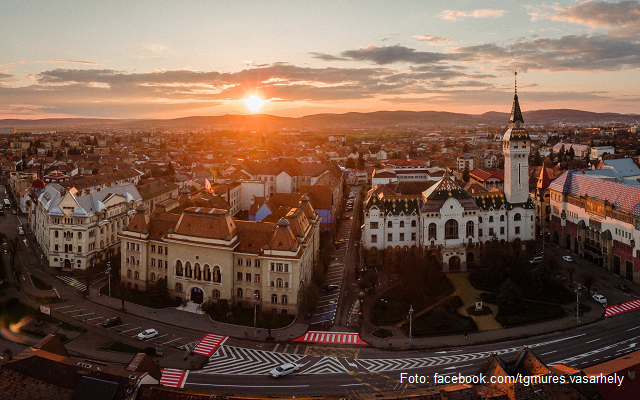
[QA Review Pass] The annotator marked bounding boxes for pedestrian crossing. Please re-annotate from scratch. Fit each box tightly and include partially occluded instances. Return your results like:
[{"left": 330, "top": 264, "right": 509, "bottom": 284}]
[
  {"left": 160, "top": 368, "right": 189, "bottom": 388},
  {"left": 293, "top": 331, "right": 367, "bottom": 345},
  {"left": 192, "top": 333, "right": 227, "bottom": 356},
  {"left": 605, "top": 299, "right": 640, "bottom": 317},
  {"left": 56, "top": 275, "right": 87, "bottom": 292},
  {"left": 197, "top": 345, "right": 304, "bottom": 375}
]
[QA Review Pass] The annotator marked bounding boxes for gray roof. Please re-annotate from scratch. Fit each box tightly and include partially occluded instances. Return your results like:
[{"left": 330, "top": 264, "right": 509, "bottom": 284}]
[
  {"left": 603, "top": 158, "right": 640, "bottom": 178},
  {"left": 39, "top": 182, "right": 141, "bottom": 218}
]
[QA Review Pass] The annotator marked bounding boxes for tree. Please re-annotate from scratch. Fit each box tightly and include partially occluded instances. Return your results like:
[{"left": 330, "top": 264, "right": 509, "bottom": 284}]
[
  {"left": 462, "top": 166, "right": 470, "bottom": 182},
  {"left": 532, "top": 263, "right": 552, "bottom": 293},
  {"left": 566, "top": 265, "right": 576, "bottom": 282},
  {"left": 345, "top": 157, "right": 356, "bottom": 169},
  {"left": 498, "top": 278, "right": 524, "bottom": 314},
  {"left": 532, "top": 150, "right": 543, "bottom": 167},
  {"left": 357, "top": 153, "right": 365, "bottom": 169},
  {"left": 582, "top": 272, "right": 596, "bottom": 295},
  {"left": 557, "top": 145, "right": 566, "bottom": 162},
  {"left": 260, "top": 308, "right": 277, "bottom": 339},
  {"left": 568, "top": 146, "right": 575, "bottom": 160},
  {"left": 150, "top": 277, "right": 170, "bottom": 304}
]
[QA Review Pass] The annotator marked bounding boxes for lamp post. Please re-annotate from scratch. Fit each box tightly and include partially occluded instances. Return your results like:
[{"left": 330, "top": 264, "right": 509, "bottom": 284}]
[
  {"left": 576, "top": 284, "right": 581, "bottom": 326},
  {"left": 409, "top": 304, "right": 414, "bottom": 344},
  {"left": 253, "top": 293, "right": 259, "bottom": 339},
  {"left": 106, "top": 261, "right": 111, "bottom": 308}
]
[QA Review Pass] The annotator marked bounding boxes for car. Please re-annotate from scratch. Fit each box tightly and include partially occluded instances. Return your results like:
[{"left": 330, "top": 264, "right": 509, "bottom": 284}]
[
  {"left": 562, "top": 255, "right": 573, "bottom": 262},
  {"left": 18, "top": 226, "right": 24, "bottom": 235},
  {"left": 269, "top": 363, "right": 299, "bottom": 378},
  {"left": 322, "top": 284, "right": 339, "bottom": 293},
  {"left": 334, "top": 239, "right": 345, "bottom": 245},
  {"left": 3, "top": 199, "right": 10, "bottom": 207},
  {"left": 101, "top": 316, "right": 123, "bottom": 328},
  {"left": 137, "top": 328, "right": 159, "bottom": 340},
  {"left": 529, "top": 256, "right": 543, "bottom": 264},
  {"left": 616, "top": 284, "right": 631, "bottom": 292},
  {"left": 592, "top": 294, "right": 607, "bottom": 305}
]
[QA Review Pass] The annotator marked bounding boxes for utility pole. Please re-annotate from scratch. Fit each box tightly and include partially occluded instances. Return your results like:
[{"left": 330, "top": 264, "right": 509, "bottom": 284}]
[
  {"left": 409, "top": 304, "right": 414, "bottom": 345},
  {"left": 106, "top": 261, "right": 111, "bottom": 308},
  {"left": 253, "top": 293, "right": 259, "bottom": 339},
  {"left": 576, "top": 284, "right": 581, "bottom": 325}
]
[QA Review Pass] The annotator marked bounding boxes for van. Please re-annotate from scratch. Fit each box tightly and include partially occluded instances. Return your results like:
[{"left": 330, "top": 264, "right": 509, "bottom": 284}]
[{"left": 3, "top": 199, "right": 10, "bottom": 207}]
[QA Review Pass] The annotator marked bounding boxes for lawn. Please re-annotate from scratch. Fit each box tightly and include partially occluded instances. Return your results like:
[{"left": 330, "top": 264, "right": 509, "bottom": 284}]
[
  {"left": 496, "top": 301, "right": 565, "bottom": 327},
  {"left": 31, "top": 275, "right": 52, "bottom": 291},
  {"left": 469, "top": 273, "right": 574, "bottom": 304},
  {"left": 207, "top": 307, "right": 296, "bottom": 329},
  {"left": 404, "top": 297, "right": 477, "bottom": 336},
  {"left": 99, "top": 341, "right": 146, "bottom": 354},
  {"left": 371, "top": 276, "right": 454, "bottom": 325},
  {"left": 99, "top": 284, "right": 178, "bottom": 309}
]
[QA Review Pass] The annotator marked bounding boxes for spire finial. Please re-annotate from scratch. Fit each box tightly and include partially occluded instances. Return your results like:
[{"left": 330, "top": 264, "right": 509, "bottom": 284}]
[{"left": 514, "top": 70, "right": 517, "bottom": 94}]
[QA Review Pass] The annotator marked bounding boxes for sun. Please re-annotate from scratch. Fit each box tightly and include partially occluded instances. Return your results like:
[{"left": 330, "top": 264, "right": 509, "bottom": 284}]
[{"left": 243, "top": 95, "right": 265, "bottom": 113}]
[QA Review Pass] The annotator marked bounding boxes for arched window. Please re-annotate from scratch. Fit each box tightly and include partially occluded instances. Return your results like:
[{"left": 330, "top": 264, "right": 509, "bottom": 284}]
[
  {"left": 185, "top": 261, "right": 192, "bottom": 278},
  {"left": 176, "top": 260, "right": 183, "bottom": 276},
  {"left": 388, "top": 221, "right": 392, "bottom": 228},
  {"left": 271, "top": 294, "right": 278, "bottom": 304},
  {"left": 466, "top": 221, "right": 474, "bottom": 238},
  {"left": 194, "top": 263, "right": 201, "bottom": 280},
  {"left": 237, "top": 288, "right": 243, "bottom": 298},
  {"left": 55, "top": 231, "right": 59, "bottom": 238},
  {"left": 411, "top": 220, "right": 417, "bottom": 227},
  {"left": 489, "top": 216, "right": 494, "bottom": 223},
  {"left": 212, "top": 289, "right": 220, "bottom": 299},
  {"left": 514, "top": 213, "right": 522, "bottom": 221},
  {"left": 134, "top": 271, "right": 139, "bottom": 280},
  {"left": 175, "top": 283, "right": 183, "bottom": 293},
  {"left": 276, "top": 278, "right": 283, "bottom": 288},
  {"left": 400, "top": 221, "right": 405, "bottom": 228},
  {"left": 212, "top": 266, "right": 221, "bottom": 283},
  {"left": 428, "top": 223, "right": 437, "bottom": 240},
  {"left": 127, "top": 270, "right": 132, "bottom": 278},
  {"left": 282, "top": 295, "right": 288, "bottom": 304},
  {"left": 150, "top": 273, "right": 156, "bottom": 281},
  {"left": 445, "top": 219, "right": 458, "bottom": 239}
]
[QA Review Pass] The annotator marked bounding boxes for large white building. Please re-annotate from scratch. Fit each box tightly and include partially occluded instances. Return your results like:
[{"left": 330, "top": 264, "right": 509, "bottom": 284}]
[
  {"left": 362, "top": 90, "right": 536, "bottom": 271},
  {"left": 35, "top": 183, "right": 142, "bottom": 270}
]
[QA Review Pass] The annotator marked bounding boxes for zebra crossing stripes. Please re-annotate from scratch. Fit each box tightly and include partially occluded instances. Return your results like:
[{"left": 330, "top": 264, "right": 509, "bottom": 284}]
[
  {"left": 160, "top": 369, "right": 189, "bottom": 388},
  {"left": 299, "top": 357, "right": 350, "bottom": 375},
  {"left": 196, "top": 346, "right": 304, "bottom": 375},
  {"left": 193, "top": 333, "right": 227, "bottom": 357},
  {"left": 605, "top": 299, "right": 640, "bottom": 317},
  {"left": 294, "top": 331, "right": 367, "bottom": 345},
  {"left": 56, "top": 276, "right": 87, "bottom": 292}
]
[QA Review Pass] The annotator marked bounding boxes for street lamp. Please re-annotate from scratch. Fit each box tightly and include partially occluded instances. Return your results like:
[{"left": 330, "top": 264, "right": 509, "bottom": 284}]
[
  {"left": 409, "top": 304, "right": 414, "bottom": 344},
  {"left": 575, "top": 284, "right": 581, "bottom": 326},
  {"left": 253, "top": 293, "right": 259, "bottom": 339},
  {"left": 106, "top": 261, "right": 111, "bottom": 308}
]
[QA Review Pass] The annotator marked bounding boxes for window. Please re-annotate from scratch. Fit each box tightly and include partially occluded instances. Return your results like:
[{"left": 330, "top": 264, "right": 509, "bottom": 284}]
[
  {"left": 158, "top": 246, "right": 163, "bottom": 255},
  {"left": 276, "top": 263, "right": 283, "bottom": 272},
  {"left": 237, "top": 288, "right": 243, "bottom": 298},
  {"left": 151, "top": 273, "right": 156, "bottom": 282},
  {"left": 500, "top": 227, "right": 505, "bottom": 235},
  {"left": 77, "top": 246, "right": 81, "bottom": 252},
  {"left": 136, "top": 244, "right": 140, "bottom": 251},
  {"left": 254, "top": 290, "right": 260, "bottom": 300},
  {"left": 479, "top": 229, "right": 483, "bottom": 237},
  {"left": 514, "top": 213, "right": 522, "bottom": 222},
  {"left": 246, "top": 259, "right": 251, "bottom": 267},
  {"left": 489, "top": 227, "right": 494, "bottom": 236},
  {"left": 428, "top": 223, "right": 437, "bottom": 240},
  {"left": 400, "top": 221, "right": 405, "bottom": 228},
  {"left": 370, "top": 222, "right": 378, "bottom": 229},
  {"left": 212, "top": 266, "right": 221, "bottom": 283},
  {"left": 515, "top": 227, "right": 520, "bottom": 234},
  {"left": 151, "top": 258, "right": 156, "bottom": 267},
  {"left": 77, "top": 232, "right": 82, "bottom": 239},
  {"left": 175, "top": 283, "right": 183, "bottom": 292},
  {"left": 176, "top": 260, "right": 183, "bottom": 276},
  {"left": 127, "top": 270, "right": 132, "bottom": 278},
  {"left": 255, "top": 260, "right": 260, "bottom": 268},
  {"left": 246, "top": 273, "right": 251, "bottom": 282},
  {"left": 276, "top": 278, "right": 284, "bottom": 288},
  {"left": 489, "top": 216, "right": 494, "bottom": 223},
  {"left": 400, "top": 233, "right": 405, "bottom": 241},
  {"left": 284, "top": 264, "right": 289, "bottom": 273},
  {"left": 55, "top": 231, "right": 59, "bottom": 238},
  {"left": 237, "top": 272, "right": 243, "bottom": 281},
  {"left": 387, "top": 233, "right": 393, "bottom": 241},
  {"left": 371, "top": 234, "right": 377, "bottom": 243},
  {"left": 212, "top": 289, "right": 220, "bottom": 299},
  {"left": 134, "top": 272, "right": 139, "bottom": 280},
  {"left": 254, "top": 274, "right": 260, "bottom": 283},
  {"left": 270, "top": 263, "right": 275, "bottom": 271},
  {"left": 270, "top": 280, "right": 274, "bottom": 287},
  {"left": 411, "top": 220, "right": 417, "bottom": 228},
  {"left": 237, "top": 258, "right": 243, "bottom": 266},
  {"left": 151, "top": 245, "right": 156, "bottom": 253},
  {"left": 411, "top": 232, "right": 416, "bottom": 241},
  {"left": 55, "top": 244, "right": 59, "bottom": 251},
  {"left": 500, "top": 215, "right": 505, "bottom": 222},
  {"left": 271, "top": 294, "right": 278, "bottom": 304},
  {"left": 282, "top": 295, "right": 288, "bottom": 304},
  {"left": 387, "top": 221, "right": 392, "bottom": 228},
  {"left": 445, "top": 219, "right": 459, "bottom": 239}
]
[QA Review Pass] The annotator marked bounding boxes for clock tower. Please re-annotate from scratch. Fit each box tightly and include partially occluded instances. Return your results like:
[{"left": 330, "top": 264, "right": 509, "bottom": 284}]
[{"left": 503, "top": 72, "right": 531, "bottom": 204}]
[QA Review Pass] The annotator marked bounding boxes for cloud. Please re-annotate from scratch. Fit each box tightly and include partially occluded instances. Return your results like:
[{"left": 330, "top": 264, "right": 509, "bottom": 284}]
[
  {"left": 551, "top": 1, "right": 640, "bottom": 36},
  {"left": 440, "top": 9, "right": 506, "bottom": 21},
  {"left": 0, "top": 72, "right": 14, "bottom": 81},
  {"left": 414, "top": 35, "right": 457, "bottom": 45},
  {"left": 48, "top": 59, "right": 100, "bottom": 65},
  {"left": 338, "top": 45, "right": 456, "bottom": 65}
]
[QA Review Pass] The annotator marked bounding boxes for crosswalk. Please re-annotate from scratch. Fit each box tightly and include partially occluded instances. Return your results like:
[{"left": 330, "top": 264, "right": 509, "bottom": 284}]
[
  {"left": 193, "top": 333, "right": 227, "bottom": 356},
  {"left": 56, "top": 275, "right": 87, "bottom": 292},
  {"left": 197, "top": 346, "right": 304, "bottom": 375},
  {"left": 605, "top": 299, "right": 640, "bottom": 317},
  {"left": 294, "top": 331, "right": 366, "bottom": 345},
  {"left": 160, "top": 369, "right": 189, "bottom": 388}
]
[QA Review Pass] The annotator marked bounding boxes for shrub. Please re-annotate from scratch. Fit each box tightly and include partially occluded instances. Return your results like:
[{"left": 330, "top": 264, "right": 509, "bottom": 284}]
[{"left": 5, "top": 297, "right": 19, "bottom": 308}]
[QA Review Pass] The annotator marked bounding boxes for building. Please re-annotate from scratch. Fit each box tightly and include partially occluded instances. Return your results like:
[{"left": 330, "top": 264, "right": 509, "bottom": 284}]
[
  {"left": 119, "top": 195, "right": 321, "bottom": 315},
  {"left": 548, "top": 170, "right": 640, "bottom": 282},
  {"left": 136, "top": 178, "right": 180, "bottom": 214},
  {"left": 457, "top": 153, "right": 484, "bottom": 171},
  {"left": 591, "top": 146, "right": 616, "bottom": 160},
  {"left": 362, "top": 87, "right": 535, "bottom": 271},
  {"left": 531, "top": 167, "right": 552, "bottom": 236},
  {"left": 469, "top": 169, "right": 504, "bottom": 191},
  {"left": 553, "top": 142, "right": 590, "bottom": 158},
  {"left": 35, "top": 182, "right": 142, "bottom": 270}
]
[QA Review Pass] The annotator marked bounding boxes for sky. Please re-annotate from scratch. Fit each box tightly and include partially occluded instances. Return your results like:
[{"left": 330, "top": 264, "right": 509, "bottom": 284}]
[{"left": 1, "top": 0, "right": 640, "bottom": 119}]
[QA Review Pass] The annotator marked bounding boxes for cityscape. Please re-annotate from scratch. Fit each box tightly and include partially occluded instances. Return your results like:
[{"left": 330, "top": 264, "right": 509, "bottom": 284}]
[{"left": 2, "top": 1, "right": 640, "bottom": 400}]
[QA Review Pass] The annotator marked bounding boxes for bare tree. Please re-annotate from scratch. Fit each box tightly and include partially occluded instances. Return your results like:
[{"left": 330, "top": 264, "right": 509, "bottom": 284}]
[{"left": 566, "top": 265, "right": 576, "bottom": 283}]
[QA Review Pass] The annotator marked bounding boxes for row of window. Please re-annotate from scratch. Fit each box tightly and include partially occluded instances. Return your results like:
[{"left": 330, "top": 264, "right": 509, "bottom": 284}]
[
  {"left": 237, "top": 258, "right": 261, "bottom": 267},
  {"left": 151, "top": 258, "right": 168, "bottom": 269},
  {"left": 54, "top": 231, "right": 83, "bottom": 239},
  {"left": 371, "top": 232, "right": 417, "bottom": 243},
  {"left": 370, "top": 220, "right": 417, "bottom": 229},
  {"left": 150, "top": 244, "right": 166, "bottom": 254},
  {"left": 126, "top": 242, "right": 141, "bottom": 252},
  {"left": 54, "top": 244, "right": 82, "bottom": 253},
  {"left": 175, "top": 261, "right": 222, "bottom": 283}
]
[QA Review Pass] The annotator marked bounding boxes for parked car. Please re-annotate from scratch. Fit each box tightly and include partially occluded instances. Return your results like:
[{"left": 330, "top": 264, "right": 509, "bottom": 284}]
[
  {"left": 269, "top": 363, "right": 299, "bottom": 378},
  {"left": 529, "top": 256, "right": 543, "bottom": 264},
  {"left": 616, "top": 284, "right": 631, "bottom": 292},
  {"left": 18, "top": 226, "right": 24, "bottom": 235},
  {"left": 137, "top": 328, "right": 159, "bottom": 340},
  {"left": 562, "top": 255, "right": 573, "bottom": 262},
  {"left": 101, "top": 316, "right": 123, "bottom": 328},
  {"left": 322, "top": 284, "right": 339, "bottom": 293},
  {"left": 334, "top": 239, "right": 345, "bottom": 245},
  {"left": 592, "top": 294, "right": 607, "bottom": 305}
]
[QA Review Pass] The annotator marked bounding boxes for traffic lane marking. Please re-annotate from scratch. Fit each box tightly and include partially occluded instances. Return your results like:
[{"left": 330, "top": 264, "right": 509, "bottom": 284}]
[
  {"left": 75, "top": 312, "right": 95, "bottom": 318},
  {"left": 86, "top": 316, "right": 103, "bottom": 321},
  {"left": 108, "top": 323, "right": 130, "bottom": 330},
  {"left": 120, "top": 326, "right": 142, "bottom": 333},
  {"left": 53, "top": 305, "right": 75, "bottom": 310},
  {"left": 62, "top": 308, "right": 84, "bottom": 314},
  {"left": 160, "top": 337, "right": 183, "bottom": 345},
  {"left": 146, "top": 333, "right": 170, "bottom": 342}
]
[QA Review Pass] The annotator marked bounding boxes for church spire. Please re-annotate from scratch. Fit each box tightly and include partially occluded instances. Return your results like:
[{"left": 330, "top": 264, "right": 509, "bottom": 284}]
[{"left": 509, "top": 70, "right": 524, "bottom": 128}]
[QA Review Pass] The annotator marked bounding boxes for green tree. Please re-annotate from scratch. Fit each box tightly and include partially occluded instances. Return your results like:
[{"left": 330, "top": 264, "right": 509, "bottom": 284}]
[
  {"left": 568, "top": 146, "right": 575, "bottom": 159},
  {"left": 357, "top": 153, "right": 365, "bottom": 169},
  {"left": 462, "top": 166, "right": 470, "bottom": 182},
  {"left": 532, "top": 150, "right": 543, "bottom": 167},
  {"left": 260, "top": 308, "right": 277, "bottom": 339},
  {"left": 150, "top": 277, "right": 170, "bottom": 304},
  {"left": 557, "top": 144, "right": 566, "bottom": 162},
  {"left": 498, "top": 278, "right": 524, "bottom": 314},
  {"left": 345, "top": 157, "right": 356, "bottom": 169}
]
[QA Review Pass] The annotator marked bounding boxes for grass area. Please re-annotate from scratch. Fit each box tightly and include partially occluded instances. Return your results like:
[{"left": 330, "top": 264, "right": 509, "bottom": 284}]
[
  {"left": 99, "top": 341, "right": 146, "bottom": 354},
  {"left": 496, "top": 300, "right": 565, "bottom": 327},
  {"left": 31, "top": 275, "right": 52, "bottom": 291},
  {"left": 469, "top": 273, "right": 574, "bottom": 304},
  {"left": 208, "top": 307, "right": 296, "bottom": 329},
  {"left": 404, "top": 297, "right": 477, "bottom": 337},
  {"left": 99, "top": 284, "right": 178, "bottom": 309},
  {"left": 371, "top": 276, "right": 454, "bottom": 325}
]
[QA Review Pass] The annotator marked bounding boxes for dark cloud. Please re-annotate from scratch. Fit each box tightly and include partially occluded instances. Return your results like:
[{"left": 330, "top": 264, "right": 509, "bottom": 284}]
[
  {"left": 340, "top": 45, "right": 457, "bottom": 65},
  {"left": 309, "top": 52, "right": 349, "bottom": 61}
]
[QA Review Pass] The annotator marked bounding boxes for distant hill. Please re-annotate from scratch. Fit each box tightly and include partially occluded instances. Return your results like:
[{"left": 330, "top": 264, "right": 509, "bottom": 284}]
[{"left": 1, "top": 109, "right": 638, "bottom": 132}]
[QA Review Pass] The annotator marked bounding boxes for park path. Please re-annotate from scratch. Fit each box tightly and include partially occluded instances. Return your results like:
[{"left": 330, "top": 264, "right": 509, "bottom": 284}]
[{"left": 447, "top": 272, "right": 503, "bottom": 331}]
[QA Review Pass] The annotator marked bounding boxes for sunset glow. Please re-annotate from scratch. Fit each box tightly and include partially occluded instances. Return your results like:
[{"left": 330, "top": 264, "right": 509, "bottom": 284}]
[{"left": 243, "top": 95, "right": 266, "bottom": 113}]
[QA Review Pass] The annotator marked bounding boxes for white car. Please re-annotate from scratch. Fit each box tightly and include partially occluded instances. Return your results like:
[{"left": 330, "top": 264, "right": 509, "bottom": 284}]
[
  {"left": 592, "top": 294, "right": 607, "bottom": 305},
  {"left": 562, "top": 255, "right": 573, "bottom": 262},
  {"left": 18, "top": 226, "right": 24, "bottom": 235},
  {"left": 137, "top": 328, "right": 159, "bottom": 340},
  {"left": 269, "top": 363, "right": 299, "bottom": 378},
  {"left": 529, "top": 256, "right": 543, "bottom": 264}
]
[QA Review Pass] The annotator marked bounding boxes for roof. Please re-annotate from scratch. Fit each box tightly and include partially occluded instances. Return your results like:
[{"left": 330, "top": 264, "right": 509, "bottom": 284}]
[
  {"left": 549, "top": 170, "right": 640, "bottom": 217},
  {"left": 174, "top": 207, "right": 237, "bottom": 240},
  {"left": 422, "top": 172, "right": 473, "bottom": 201},
  {"left": 602, "top": 158, "right": 640, "bottom": 178},
  {"left": 137, "top": 179, "right": 179, "bottom": 199},
  {"left": 503, "top": 93, "right": 531, "bottom": 141}
]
